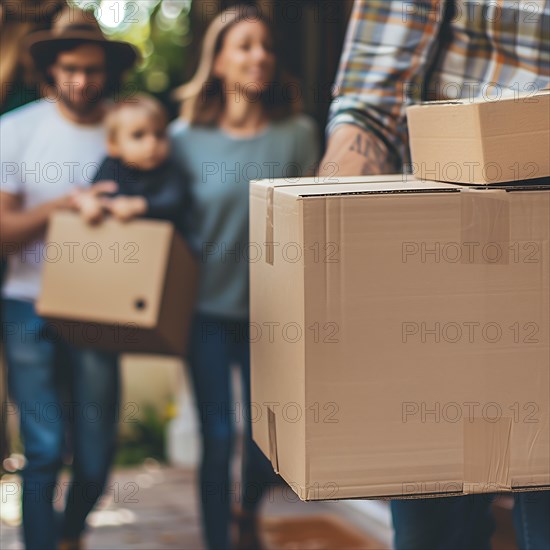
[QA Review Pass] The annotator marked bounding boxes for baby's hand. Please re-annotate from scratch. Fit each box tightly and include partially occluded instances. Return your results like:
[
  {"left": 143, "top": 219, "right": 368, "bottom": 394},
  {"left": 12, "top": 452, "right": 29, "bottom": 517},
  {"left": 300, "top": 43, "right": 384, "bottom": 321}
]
[{"left": 102, "top": 195, "right": 147, "bottom": 222}]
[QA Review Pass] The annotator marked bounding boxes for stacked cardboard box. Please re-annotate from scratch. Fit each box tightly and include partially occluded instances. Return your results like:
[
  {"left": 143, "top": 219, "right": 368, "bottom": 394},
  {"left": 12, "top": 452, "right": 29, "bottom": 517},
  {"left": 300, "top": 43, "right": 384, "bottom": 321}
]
[{"left": 407, "top": 91, "right": 550, "bottom": 184}]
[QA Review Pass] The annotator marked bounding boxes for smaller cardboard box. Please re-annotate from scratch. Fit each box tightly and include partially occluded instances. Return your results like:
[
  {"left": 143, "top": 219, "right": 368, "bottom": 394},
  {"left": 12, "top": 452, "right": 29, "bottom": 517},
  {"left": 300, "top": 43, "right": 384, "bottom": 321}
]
[
  {"left": 36, "top": 211, "right": 197, "bottom": 356},
  {"left": 407, "top": 91, "right": 550, "bottom": 184}
]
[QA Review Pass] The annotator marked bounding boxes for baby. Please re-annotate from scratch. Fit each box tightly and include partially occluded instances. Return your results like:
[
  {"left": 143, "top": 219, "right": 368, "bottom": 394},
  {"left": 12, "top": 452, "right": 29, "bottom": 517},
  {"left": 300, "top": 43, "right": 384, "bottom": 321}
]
[{"left": 77, "top": 94, "right": 188, "bottom": 226}]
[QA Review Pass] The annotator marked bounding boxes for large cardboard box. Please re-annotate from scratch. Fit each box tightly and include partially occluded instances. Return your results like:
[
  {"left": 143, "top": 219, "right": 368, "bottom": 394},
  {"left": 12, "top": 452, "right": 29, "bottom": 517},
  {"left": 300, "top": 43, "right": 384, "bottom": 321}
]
[
  {"left": 250, "top": 175, "right": 550, "bottom": 500},
  {"left": 406, "top": 91, "right": 550, "bottom": 184},
  {"left": 36, "top": 211, "right": 197, "bottom": 356}
]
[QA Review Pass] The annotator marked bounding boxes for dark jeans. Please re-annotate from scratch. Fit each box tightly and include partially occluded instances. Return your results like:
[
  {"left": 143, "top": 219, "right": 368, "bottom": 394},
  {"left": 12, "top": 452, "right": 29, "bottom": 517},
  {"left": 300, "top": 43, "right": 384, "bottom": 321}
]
[
  {"left": 391, "top": 491, "right": 550, "bottom": 550},
  {"left": 187, "top": 313, "right": 275, "bottom": 550},
  {"left": 2, "top": 299, "right": 120, "bottom": 550}
]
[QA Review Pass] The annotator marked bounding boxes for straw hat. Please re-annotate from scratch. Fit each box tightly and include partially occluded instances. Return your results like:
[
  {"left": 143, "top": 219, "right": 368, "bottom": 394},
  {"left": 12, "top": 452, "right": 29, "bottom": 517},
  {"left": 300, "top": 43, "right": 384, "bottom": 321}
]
[{"left": 25, "top": 5, "right": 137, "bottom": 73}]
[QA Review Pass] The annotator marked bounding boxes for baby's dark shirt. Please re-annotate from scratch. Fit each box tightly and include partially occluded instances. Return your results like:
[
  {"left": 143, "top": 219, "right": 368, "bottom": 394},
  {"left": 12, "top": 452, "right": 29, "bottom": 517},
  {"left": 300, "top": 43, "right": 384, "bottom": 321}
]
[{"left": 92, "top": 156, "right": 190, "bottom": 230}]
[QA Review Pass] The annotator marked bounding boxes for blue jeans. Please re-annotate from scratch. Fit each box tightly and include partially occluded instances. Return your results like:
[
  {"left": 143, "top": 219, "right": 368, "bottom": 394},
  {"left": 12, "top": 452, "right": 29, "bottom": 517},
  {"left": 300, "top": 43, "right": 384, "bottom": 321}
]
[
  {"left": 391, "top": 491, "right": 550, "bottom": 549},
  {"left": 512, "top": 491, "right": 550, "bottom": 550},
  {"left": 187, "top": 313, "right": 275, "bottom": 550},
  {"left": 2, "top": 299, "right": 120, "bottom": 550}
]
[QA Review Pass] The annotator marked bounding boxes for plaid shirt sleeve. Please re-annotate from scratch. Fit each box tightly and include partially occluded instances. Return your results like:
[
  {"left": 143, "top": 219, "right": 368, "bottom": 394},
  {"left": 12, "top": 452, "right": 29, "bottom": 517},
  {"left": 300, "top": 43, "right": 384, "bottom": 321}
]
[{"left": 327, "top": 0, "right": 446, "bottom": 167}]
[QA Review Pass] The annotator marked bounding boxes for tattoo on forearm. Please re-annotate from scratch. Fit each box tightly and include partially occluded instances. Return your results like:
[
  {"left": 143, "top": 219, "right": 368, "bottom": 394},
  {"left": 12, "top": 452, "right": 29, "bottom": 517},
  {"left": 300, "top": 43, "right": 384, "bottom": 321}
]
[
  {"left": 349, "top": 132, "right": 370, "bottom": 158},
  {"left": 350, "top": 131, "right": 399, "bottom": 175}
]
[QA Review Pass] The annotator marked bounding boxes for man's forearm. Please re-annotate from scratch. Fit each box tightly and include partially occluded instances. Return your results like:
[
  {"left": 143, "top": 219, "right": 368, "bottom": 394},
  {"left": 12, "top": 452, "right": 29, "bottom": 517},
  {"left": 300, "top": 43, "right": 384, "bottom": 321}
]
[
  {"left": 318, "top": 124, "right": 400, "bottom": 177},
  {"left": 0, "top": 199, "right": 65, "bottom": 251}
]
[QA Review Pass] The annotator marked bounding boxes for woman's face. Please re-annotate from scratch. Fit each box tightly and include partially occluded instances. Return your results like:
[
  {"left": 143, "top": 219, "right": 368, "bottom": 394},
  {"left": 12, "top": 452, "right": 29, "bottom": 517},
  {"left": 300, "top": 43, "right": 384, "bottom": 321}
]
[{"left": 213, "top": 20, "right": 276, "bottom": 96}]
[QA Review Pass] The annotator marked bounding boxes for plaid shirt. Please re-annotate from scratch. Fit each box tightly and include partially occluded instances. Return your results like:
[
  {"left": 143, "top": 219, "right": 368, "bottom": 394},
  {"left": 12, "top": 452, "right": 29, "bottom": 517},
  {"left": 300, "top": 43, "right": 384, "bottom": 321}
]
[{"left": 327, "top": 0, "right": 550, "bottom": 168}]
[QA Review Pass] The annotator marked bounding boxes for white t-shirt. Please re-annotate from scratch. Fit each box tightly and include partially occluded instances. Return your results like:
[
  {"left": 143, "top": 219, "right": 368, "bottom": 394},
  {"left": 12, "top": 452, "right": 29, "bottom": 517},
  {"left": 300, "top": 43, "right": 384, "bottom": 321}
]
[{"left": 0, "top": 99, "right": 107, "bottom": 302}]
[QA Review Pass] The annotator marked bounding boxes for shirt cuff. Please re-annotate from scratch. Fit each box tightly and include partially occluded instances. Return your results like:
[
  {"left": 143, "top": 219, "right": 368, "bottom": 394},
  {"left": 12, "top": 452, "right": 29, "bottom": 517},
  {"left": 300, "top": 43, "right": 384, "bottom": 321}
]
[{"left": 325, "top": 111, "right": 372, "bottom": 141}]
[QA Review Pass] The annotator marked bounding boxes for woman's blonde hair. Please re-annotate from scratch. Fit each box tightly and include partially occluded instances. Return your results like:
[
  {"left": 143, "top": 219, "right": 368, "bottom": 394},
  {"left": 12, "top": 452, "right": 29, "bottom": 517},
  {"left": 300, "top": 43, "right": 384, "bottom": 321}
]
[{"left": 172, "top": 4, "right": 301, "bottom": 126}]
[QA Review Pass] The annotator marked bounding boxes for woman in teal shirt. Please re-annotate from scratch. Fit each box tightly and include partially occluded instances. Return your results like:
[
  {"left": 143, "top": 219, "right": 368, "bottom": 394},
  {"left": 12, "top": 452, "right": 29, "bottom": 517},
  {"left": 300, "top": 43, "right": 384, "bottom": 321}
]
[{"left": 170, "top": 6, "right": 319, "bottom": 550}]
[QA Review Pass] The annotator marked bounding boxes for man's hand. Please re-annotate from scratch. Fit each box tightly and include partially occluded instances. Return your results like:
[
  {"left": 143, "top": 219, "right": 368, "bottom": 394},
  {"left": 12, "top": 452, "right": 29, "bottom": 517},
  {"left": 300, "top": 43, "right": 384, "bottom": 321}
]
[
  {"left": 318, "top": 124, "right": 398, "bottom": 178},
  {"left": 101, "top": 195, "right": 147, "bottom": 222},
  {"left": 70, "top": 180, "right": 119, "bottom": 224},
  {"left": 73, "top": 194, "right": 104, "bottom": 224}
]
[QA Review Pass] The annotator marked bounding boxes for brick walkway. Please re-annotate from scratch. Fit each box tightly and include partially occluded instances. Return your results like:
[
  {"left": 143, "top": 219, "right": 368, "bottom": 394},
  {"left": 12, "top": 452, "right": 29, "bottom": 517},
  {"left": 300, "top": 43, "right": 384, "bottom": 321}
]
[{"left": 1, "top": 464, "right": 388, "bottom": 550}]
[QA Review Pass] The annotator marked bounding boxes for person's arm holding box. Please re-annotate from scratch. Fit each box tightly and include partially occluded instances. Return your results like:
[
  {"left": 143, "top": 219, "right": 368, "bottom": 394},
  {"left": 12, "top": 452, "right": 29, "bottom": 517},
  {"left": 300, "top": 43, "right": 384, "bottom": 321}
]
[
  {"left": 0, "top": 112, "right": 113, "bottom": 250},
  {"left": 1, "top": 183, "right": 118, "bottom": 247},
  {"left": 320, "top": 0, "right": 444, "bottom": 177}
]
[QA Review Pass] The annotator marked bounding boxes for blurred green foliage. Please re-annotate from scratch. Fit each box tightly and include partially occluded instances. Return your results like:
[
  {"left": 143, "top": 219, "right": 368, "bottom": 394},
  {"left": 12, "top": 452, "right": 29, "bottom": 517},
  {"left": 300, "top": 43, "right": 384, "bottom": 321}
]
[
  {"left": 115, "top": 403, "right": 170, "bottom": 466},
  {"left": 70, "top": 0, "right": 192, "bottom": 117}
]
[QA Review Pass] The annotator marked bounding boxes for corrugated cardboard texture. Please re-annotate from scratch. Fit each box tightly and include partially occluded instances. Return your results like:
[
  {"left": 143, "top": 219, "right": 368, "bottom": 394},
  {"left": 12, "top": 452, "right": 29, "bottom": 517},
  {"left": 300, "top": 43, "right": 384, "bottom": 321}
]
[
  {"left": 250, "top": 175, "right": 550, "bottom": 500},
  {"left": 407, "top": 92, "right": 550, "bottom": 184},
  {"left": 460, "top": 190, "right": 510, "bottom": 265},
  {"left": 37, "top": 212, "right": 197, "bottom": 355}
]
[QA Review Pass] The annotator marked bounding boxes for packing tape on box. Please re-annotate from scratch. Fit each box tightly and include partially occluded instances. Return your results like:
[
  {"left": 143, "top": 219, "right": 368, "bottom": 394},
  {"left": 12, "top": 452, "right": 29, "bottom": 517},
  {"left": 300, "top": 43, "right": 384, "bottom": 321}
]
[
  {"left": 463, "top": 417, "right": 512, "bottom": 494},
  {"left": 460, "top": 189, "right": 511, "bottom": 265},
  {"left": 267, "top": 406, "right": 280, "bottom": 473},
  {"left": 266, "top": 186, "right": 275, "bottom": 265}
]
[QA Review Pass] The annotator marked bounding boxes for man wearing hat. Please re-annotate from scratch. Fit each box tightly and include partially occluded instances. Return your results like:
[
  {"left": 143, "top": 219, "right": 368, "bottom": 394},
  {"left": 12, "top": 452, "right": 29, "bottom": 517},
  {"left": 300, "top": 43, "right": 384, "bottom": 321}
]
[{"left": 0, "top": 7, "right": 137, "bottom": 550}]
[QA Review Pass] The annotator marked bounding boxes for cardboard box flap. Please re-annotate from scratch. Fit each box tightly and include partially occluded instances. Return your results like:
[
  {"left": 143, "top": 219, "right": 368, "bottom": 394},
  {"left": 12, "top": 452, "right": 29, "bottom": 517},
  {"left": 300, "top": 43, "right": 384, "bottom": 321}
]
[
  {"left": 251, "top": 174, "right": 403, "bottom": 191},
  {"left": 254, "top": 177, "right": 462, "bottom": 266},
  {"left": 413, "top": 89, "right": 550, "bottom": 106},
  {"left": 252, "top": 176, "right": 550, "bottom": 197},
  {"left": 254, "top": 175, "right": 549, "bottom": 266},
  {"left": 251, "top": 175, "right": 463, "bottom": 198}
]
